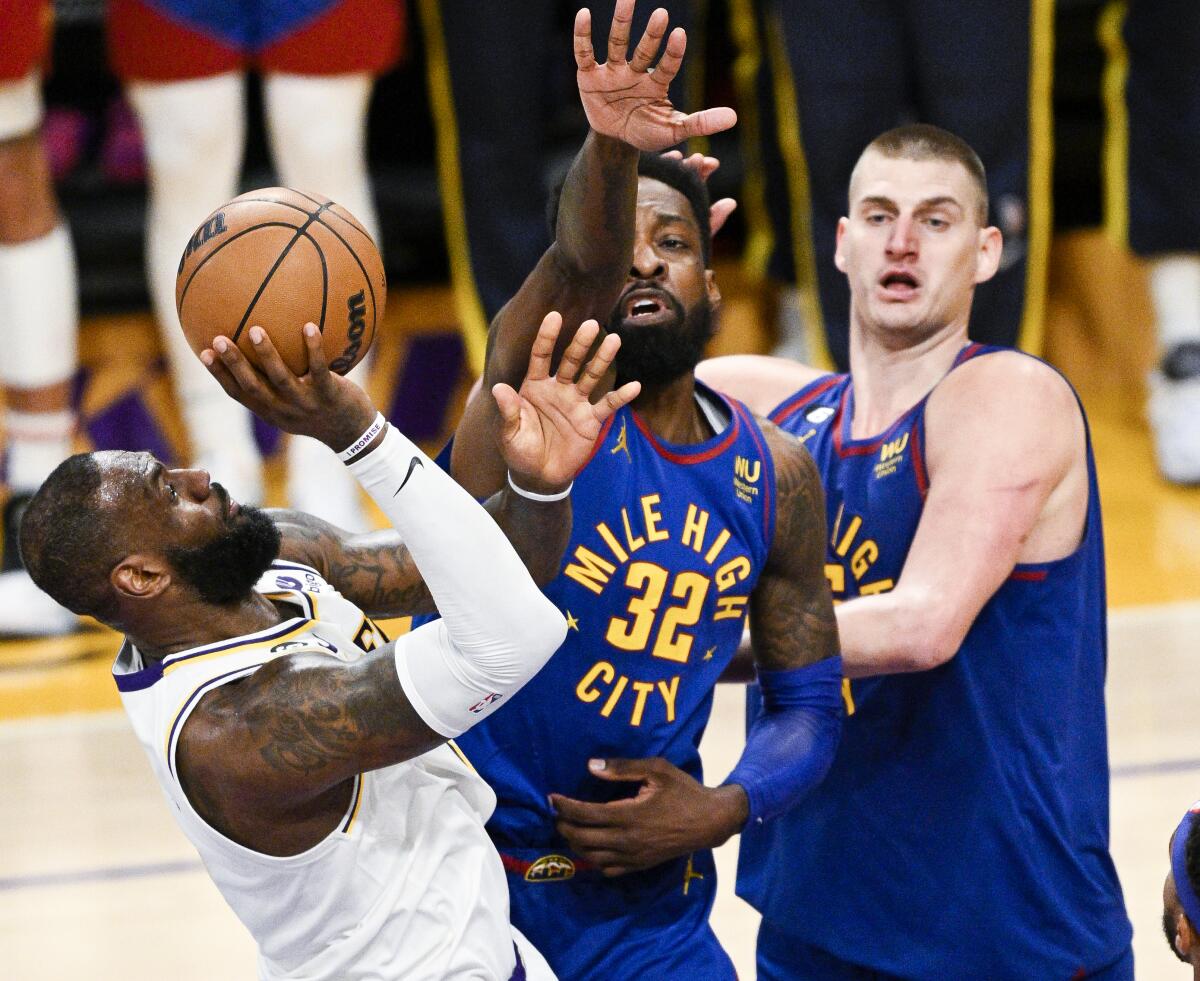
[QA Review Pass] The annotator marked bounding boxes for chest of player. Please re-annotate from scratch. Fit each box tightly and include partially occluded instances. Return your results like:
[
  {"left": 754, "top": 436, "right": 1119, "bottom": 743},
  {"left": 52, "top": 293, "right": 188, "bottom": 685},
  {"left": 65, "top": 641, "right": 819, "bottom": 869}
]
[
  {"left": 775, "top": 382, "right": 926, "bottom": 603},
  {"left": 540, "top": 406, "right": 773, "bottom": 728}
]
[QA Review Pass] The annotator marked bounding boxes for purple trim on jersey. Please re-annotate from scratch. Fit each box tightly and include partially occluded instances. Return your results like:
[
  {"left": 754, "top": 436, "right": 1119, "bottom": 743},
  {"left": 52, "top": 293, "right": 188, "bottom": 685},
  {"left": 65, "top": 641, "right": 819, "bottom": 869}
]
[
  {"left": 338, "top": 775, "right": 363, "bottom": 833},
  {"left": 161, "top": 618, "right": 308, "bottom": 673},
  {"left": 769, "top": 374, "right": 843, "bottom": 426},
  {"left": 112, "top": 645, "right": 164, "bottom": 692},
  {"left": 735, "top": 400, "right": 777, "bottom": 548},
  {"left": 166, "top": 664, "right": 262, "bottom": 779}
]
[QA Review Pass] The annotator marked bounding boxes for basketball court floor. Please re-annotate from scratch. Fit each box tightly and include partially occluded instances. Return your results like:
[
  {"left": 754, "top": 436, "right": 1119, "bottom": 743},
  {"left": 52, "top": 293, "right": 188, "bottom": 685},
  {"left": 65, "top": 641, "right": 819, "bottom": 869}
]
[{"left": 2, "top": 240, "right": 1198, "bottom": 979}]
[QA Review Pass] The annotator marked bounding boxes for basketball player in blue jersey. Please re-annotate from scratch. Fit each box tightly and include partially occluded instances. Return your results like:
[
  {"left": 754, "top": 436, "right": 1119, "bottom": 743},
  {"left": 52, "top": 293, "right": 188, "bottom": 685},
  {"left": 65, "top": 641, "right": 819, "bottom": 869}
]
[
  {"left": 441, "top": 4, "right": 843, "bottom": 978},
  {"left": 17, "top": 318, "right": 641, "bottom": 980},
  {"left": 1164, "top": 801, "right": 1200, "bottom": 975},
  {"left": 699, "top": 124, "right": 1133, "bottom": 979}
]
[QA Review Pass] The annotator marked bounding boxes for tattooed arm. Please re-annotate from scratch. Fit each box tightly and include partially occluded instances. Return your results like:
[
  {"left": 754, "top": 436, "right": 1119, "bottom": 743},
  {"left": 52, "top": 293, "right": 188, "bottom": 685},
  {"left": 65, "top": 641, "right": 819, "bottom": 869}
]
[
  {"left": 551, "top": 424, "right": 841, "bottom": 875},
  {"left": 270, "top": 487, "right": 570, "bottom": 618}
]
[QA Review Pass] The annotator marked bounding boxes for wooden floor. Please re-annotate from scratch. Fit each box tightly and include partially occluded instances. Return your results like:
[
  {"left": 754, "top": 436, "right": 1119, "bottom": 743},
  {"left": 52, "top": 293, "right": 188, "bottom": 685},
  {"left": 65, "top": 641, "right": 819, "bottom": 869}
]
[{"left": 2, "top": 235, "right": 1199, "bottom": 978}]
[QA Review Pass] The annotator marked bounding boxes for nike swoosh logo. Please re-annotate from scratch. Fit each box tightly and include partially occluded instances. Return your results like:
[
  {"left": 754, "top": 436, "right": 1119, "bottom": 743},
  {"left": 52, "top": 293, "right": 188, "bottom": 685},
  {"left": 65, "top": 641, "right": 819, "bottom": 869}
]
[{"left": 393, "top": 456, "right": 424, "bottom": 496}]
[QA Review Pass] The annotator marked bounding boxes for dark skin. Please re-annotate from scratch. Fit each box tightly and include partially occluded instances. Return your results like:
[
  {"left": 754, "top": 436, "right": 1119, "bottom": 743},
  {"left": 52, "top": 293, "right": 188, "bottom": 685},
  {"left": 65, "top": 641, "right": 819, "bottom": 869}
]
[
  {"left": 452, "top": 1, "right": 838, "bottom": 876},
  {"left": 98, "top": 316, "right": 638, "bottom": 857}
]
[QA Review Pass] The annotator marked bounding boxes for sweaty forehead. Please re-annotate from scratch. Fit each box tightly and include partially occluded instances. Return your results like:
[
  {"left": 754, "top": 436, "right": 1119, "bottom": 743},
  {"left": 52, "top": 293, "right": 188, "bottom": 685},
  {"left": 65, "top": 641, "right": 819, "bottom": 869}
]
[
  {"left": 849, "top": 151, "right": 980, "bottom": 214},
  {"left": 94, "top": 450, "right": 160, "bottom": 503},
  {"left": 636, "top": 176, "right": 699, "bottom": 229}
]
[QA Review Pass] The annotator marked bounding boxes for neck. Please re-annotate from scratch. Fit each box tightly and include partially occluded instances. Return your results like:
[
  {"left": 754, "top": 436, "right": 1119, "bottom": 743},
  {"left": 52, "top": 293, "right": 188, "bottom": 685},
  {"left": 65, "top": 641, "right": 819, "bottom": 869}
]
[
  {"left": 123, "top": 590, "right": 282, "bottom": 662},
  {"left": 631, "top": 372, "right": 712, "bottom": 444},
  {"left": 846, "top": 316, "right": 970, "bottom": 439}
]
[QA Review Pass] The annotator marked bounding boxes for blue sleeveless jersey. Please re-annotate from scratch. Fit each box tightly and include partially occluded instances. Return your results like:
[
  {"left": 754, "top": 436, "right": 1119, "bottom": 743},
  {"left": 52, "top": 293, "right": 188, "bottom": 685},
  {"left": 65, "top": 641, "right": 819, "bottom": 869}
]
[
  {"left": 739, "top": 344, "right": 1131, "bottom": 978},
  {"left": 144, "top": 0, "right": 339, "bottom": 49},
  {"left": 456, "top": 384, "right": 775, "bottom": 862}
]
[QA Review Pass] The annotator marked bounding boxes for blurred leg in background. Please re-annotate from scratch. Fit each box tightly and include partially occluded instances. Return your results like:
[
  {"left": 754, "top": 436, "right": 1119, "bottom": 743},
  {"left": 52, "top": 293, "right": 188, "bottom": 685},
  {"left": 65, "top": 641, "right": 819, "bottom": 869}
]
[{"left": 0, "top": 2, "right": 81, "bottom": 636}]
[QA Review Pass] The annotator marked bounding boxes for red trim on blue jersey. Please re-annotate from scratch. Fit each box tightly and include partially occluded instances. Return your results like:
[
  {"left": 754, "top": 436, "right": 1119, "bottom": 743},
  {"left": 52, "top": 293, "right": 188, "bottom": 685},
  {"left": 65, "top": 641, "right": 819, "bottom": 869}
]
[
  {"left": 911, "top": 421, "right": 929, "bottom": 497},
  {"left": 630, "top": 402, "right": 741, "bottom": 465},
  {"left": 1009, "top": 569, "right": 1049, "bottom": 582},
  {"left": 585, "top": 414, "right": 617, "bottom": 468},
  {"left": 769, "top": 374, "right": 842, "bottom": 426}
]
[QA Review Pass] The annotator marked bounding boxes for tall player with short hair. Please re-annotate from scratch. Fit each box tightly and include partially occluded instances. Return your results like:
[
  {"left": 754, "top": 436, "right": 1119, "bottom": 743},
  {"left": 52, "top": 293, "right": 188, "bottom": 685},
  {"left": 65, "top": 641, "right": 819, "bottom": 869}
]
[
  {"left": 699, "top": 124, "right": 1132, "bottom": 979},
  {"left": 444, "top": 5, "right": 842, "bottom": 978},
  {"left": 19, "top": 314, "right": 640, "bottom": 980},
  {"left": 0, "top": 0, "right": 81, "bottom": 636}
]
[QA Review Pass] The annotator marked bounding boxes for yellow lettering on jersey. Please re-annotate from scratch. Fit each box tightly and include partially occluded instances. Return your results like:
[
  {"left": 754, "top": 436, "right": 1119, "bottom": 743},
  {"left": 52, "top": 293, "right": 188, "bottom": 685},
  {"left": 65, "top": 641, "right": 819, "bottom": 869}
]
[
  {"left": 574, "top": 660, "right": 683, "bottom": 727},
  {"left": 658, "top": 676, "right": 679, "bottom": 722},
  {"left": 576, "top": 660, "right": 615, "bottom": 702},
  {"left": 851, "top": 540, "right": 878, "bottom": 579},
  {"left": 835, "top": 515, "right": 862, "bottom": 557},
  {"left": 734, "top": 456, "right": 761, "bottom": 483},
  {"left": 880, "top": 432, "right": 909, "bottom": 462},
  {"left": 715, "top": 555, "right": 751, "bottom": 591},
  {"left": 824, "top": 563, "right": 846, "bottom": 594},
  {"left": 596, "top": 522, "right": 629, "bottom": 564},
  {"left": 704, "top": 528, "right": 732, "bottom": 565},
  {"left": 629, "top": 681, "right": 656, "bottom": 725},
  {"left": 600, "top": 676, "right": 628, "bottom": 718},
  {"left": 681, "top": 504, "right": 710, "bottom": 553},
  {"left": 620, "top": 507, "right": 647, "bottom": 553},
  {"left": 564, "top": 546, "right": 617, "bottom": 595},
  {"left": 859, "top": 578, "right": 895, "bottom": 596},
  {"left": 641, "top": 494, "right": 669, "bottom": 543},
  {"left": 842, "top": 678, "right": 856, "bottom": 715},
  {"left": 713, "top": 595, "right": 749, "bottom": 621},
  {"left": 651, "top": 571, "right": 710, "bottom": 663}
]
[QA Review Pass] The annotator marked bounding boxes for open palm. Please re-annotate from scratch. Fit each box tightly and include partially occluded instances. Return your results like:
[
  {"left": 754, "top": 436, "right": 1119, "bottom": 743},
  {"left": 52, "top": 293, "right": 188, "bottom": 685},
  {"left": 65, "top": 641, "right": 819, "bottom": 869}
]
[
  {"left": 574, "top": 1, "right": 736, "bottom": 152},
  {"left": 494, "top": 313, "right": 640, "bottom": 493}
]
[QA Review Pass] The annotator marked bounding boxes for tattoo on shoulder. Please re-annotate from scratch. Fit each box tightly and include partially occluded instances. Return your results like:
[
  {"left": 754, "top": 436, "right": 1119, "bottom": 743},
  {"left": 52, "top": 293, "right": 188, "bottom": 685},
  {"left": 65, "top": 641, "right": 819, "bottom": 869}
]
[{"left": 272, "top": 509, "right": 434, "bottom": 617}]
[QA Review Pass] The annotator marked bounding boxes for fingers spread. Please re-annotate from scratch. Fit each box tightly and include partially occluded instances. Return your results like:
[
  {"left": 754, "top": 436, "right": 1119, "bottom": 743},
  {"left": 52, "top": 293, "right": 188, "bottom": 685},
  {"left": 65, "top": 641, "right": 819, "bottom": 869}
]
[
  {"left": 527, "top": 311, "right": 562, "bottom": 382},
  {"left": 675, "top": 106, "right": 737, "bottom": 141},
  {"left": 573, "top": 8, "right": 596, "bottom": 70},
  {"left": 710, "top": 198, "right": 738, "bottom": 238},
  {"left": 629, "top": 7, "right": 669, "bottom": 73},
  {"left": 607, "top": 0, "right": 635, "bottom": 65},
  {"left": 576, "top": 330, "right": 619, "bottom": 398},
  {"left": 555, "top": 318, "right": 600, "bottom": 384},
  {"left": 650, "top": 25, "right": 687, "bottom": 83},
  {"left": 597, "top": 381, "right": 641, "bottom": 421}
]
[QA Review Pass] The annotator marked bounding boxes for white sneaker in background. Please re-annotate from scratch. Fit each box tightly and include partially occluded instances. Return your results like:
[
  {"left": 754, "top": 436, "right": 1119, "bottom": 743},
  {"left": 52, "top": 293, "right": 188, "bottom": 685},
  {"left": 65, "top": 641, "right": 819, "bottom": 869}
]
[
  {"left": 1148, "top": 342, "right": 1200, "bottom": 485},
  {"left": 0, "top": 567, "right": 80, "bottom": 637},
  {"left": 287, "top": 434, "right": 370, "bottom": 533}
]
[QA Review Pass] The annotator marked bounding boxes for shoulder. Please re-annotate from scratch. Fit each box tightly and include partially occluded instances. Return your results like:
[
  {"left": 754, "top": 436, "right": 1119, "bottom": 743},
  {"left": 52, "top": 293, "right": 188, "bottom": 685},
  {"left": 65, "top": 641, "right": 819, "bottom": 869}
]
[
  {"left": 758, "top": 418, "right": 823, "bottom": 520},
  {"left": 925, "top": 350, "right": 1085, "bottom": 476},
  {"left": 269, "top": 508, "right": 340, "bottom": 577},
  {"left": 697, "top": 355, "right": 829, "bottom": 418}
]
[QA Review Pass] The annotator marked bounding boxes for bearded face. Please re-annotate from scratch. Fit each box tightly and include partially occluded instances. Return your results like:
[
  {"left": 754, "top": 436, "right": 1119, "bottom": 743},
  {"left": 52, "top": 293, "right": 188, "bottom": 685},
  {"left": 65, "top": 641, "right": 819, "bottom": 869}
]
[{"left": 167, "top": 498, "right": 281, "bottom": 605}]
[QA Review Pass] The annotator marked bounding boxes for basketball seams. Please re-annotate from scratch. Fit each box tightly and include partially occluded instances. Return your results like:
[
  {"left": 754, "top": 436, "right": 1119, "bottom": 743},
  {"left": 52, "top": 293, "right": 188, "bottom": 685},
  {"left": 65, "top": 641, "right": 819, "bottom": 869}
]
[
  {"left": 178, "top": 222, "right": 306, "bottom": 310},
  {"left": 310, "top": 217, "right": 380, "bottom": 341},
  {"left": 230, "top": 205, "right": 334, "bottom": 344},
  {"left": 238, "top": 232, "right": 329, "bottom": 346}
]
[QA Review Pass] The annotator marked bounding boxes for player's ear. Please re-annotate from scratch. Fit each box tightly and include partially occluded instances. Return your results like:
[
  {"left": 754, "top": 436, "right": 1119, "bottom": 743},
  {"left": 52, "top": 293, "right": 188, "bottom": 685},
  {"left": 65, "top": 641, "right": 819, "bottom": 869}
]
[
  {"left": 111, "top": 554, "right": 172, "bottom": 602},
  {"left": 834, "top": 217, "right": 849, "bottom": 273},
  {"left": 974, "top": 224, "right": 1003, "bottom": 285},
  {"left": 705, "top": 269, "right": 721, "bottom": 311},
  {"left": 1178, "top": 913, "right": 1196, "bottom": 959}
]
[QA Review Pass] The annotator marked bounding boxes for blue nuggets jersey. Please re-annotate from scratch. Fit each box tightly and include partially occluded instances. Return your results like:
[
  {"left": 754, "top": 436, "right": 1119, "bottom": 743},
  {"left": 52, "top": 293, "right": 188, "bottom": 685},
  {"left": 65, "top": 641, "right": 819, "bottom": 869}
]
[
  {"left": 454, "top": 384, "right": 774, "bottom": 979},
  {"left": 738, "top": 345, "right": 1131, "bottom": 979}
]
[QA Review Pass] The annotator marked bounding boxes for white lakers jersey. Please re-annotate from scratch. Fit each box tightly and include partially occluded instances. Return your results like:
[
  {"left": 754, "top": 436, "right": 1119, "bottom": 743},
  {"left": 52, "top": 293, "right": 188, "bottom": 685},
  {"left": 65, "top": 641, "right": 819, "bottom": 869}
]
[{"left": 114, "top": 560, "right": 548, "bottom": 980}]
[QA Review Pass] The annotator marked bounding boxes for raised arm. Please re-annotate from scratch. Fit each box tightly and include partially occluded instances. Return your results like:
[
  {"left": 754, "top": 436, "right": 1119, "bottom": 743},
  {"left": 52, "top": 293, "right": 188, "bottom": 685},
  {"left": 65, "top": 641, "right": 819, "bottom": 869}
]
[
  {"left": 451, "top": 0, "right": 736, "bottom": 497},
  {"left": 203, "top": 315, "right": 638, "bottom": 618},
  {"left": 835, "top": 352, "right": 1087, "bottom": 677},
  {"left": 696, "top": 354, "right": 829, "bottom": 418}
]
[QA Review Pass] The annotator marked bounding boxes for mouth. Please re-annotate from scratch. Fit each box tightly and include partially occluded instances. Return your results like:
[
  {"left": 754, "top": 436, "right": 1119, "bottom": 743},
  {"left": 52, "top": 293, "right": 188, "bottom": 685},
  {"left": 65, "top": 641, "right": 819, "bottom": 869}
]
[
  {"left": 214, "top": 482, "right": 238, "bottom": 520},
  {"left": 878, "top": 269, "right": 921, "bottom": 301},
  {"left": 617, "top": 287, "right": 679, "bottom": 327}
]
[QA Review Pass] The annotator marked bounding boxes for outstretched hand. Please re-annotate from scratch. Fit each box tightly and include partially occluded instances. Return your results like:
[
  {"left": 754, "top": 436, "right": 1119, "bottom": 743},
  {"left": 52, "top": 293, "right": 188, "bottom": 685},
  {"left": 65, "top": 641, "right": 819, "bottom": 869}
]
[
  {"left": 200, "top": 324, "right": 377, "bottom": 451},
  {"left": 494, "top": 312, "right": 640, "bottom": 494},
  {"left": 575, "top": 0, "right": 736, "bottom": 151}
]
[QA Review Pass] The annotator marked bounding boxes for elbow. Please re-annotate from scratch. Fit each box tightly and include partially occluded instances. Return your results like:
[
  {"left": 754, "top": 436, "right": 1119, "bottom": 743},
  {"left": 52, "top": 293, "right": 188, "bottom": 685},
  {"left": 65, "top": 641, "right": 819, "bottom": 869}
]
[{"left": 896, "top": 620, "right": 963, "bottom": 673}]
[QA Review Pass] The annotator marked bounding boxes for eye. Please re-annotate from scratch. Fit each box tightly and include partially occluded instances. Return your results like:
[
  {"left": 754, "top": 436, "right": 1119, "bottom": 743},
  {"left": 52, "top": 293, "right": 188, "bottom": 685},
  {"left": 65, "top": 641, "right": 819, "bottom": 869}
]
[
  {"left": 167, "top": 483, "right": 178, "bottom": 501},
  {"left": 661, "top": 236, "right": 687, "bottom": 250},
  {"left": 866, "top": 212, "right": 890, "bottom": 225},
  {"left": 926, "top": 216, "right": 949, "bottom": 229}
]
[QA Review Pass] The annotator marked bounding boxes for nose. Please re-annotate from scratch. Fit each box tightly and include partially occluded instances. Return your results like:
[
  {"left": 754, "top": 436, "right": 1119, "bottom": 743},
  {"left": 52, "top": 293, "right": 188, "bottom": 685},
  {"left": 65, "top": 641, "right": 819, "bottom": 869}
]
[
  {"left": 885, "top": 214, "right": 918, "bottom": 258},
  {"left": 629, "top": 240, "right": 666, "bottom": 281},
  {"left": 173, "top": 467, "right": 212, "bottom": 501}
]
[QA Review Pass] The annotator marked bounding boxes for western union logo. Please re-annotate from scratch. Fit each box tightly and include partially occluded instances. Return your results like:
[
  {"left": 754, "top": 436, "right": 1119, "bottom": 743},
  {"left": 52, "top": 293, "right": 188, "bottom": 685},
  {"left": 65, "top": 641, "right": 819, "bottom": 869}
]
[
  {"left": 734, "top": 456, "right": 761, "bottom": 483},
  {"left": 879, "top": 433, "right": 909, "bottom": 463}
]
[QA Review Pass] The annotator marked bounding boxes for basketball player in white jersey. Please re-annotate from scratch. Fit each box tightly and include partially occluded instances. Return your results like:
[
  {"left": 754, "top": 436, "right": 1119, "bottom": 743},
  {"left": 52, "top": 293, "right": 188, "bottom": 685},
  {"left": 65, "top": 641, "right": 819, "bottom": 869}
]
[{"left": 19, "top": 315, "right": 640, "bottom": 980}]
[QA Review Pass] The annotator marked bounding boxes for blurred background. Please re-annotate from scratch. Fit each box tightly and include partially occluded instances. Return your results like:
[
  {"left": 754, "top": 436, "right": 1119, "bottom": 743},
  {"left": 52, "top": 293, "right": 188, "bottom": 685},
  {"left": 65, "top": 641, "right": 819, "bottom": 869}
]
[{"left": 1, "top": 1, "right": 1198, "bottom": 977}]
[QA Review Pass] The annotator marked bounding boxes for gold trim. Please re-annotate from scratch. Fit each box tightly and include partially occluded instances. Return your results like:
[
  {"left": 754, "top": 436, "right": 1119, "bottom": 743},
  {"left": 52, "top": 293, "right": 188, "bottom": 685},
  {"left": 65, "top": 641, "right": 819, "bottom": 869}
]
[{"left": 1097, "top": 1, "right": 1130, "bottom": 251}]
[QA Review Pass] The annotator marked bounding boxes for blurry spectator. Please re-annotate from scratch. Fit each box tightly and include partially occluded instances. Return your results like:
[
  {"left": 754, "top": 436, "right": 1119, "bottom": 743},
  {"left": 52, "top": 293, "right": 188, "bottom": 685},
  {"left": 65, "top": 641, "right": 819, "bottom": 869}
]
[
  {"left": 0, "top": 0, "right": 82, "bottom": 636},
  {"left": 1100, "top": 0, "right": 1200, "bottom": 484},
  {"left": 417, "top": 0, "right": 694, "bottom": 371},
  {"left": 107, "top": 0, "right": 404, "bottom": 528},
  {"left": 751, "top": 0, "right": 1053, "bottom": 371}
]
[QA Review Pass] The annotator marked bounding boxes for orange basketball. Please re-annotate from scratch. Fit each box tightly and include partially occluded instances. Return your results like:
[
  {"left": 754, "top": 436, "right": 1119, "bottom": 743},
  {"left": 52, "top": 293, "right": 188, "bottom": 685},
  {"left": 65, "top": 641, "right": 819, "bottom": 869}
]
[{"left": 175, "top": 187, "right": 386, "bottom": 376}]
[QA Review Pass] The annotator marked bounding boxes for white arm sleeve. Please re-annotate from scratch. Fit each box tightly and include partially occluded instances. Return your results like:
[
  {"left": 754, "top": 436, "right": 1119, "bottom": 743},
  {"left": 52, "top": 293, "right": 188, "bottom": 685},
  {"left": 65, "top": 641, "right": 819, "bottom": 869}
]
[{"left": 346, "top": 425, "right": 568, "bottom": 737}]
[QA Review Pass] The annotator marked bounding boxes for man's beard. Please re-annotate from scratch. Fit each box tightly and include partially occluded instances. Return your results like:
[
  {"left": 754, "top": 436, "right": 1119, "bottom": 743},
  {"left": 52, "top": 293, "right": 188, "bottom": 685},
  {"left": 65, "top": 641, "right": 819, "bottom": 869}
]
[
  {"left": 607, "top": 292, "right": 715, "bottom": 388},
  {"left": 168, "top": 500, "right": 281, "bottom": 605}
]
